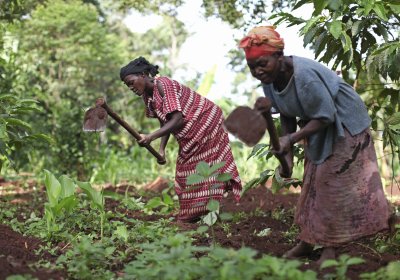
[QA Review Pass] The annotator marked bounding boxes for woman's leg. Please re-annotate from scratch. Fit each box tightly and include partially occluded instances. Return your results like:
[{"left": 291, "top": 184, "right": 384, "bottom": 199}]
[{"left": 283, "top": 241, "right": 313, "bottom": 258}]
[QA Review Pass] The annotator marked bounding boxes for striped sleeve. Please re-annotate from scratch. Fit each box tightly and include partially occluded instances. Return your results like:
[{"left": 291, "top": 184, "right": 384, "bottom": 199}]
[{"left": 159, "top": 77, "right": 182, "bottom": 116}]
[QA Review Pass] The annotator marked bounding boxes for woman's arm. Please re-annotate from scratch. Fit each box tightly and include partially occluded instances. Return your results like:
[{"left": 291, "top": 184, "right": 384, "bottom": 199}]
[
  {"left": 138, "top": 111, "right": 184, "bottom": 145},
  {"left": 277, "top": 118, "right": 328, "bottom": 155},
  {"left": 158, "top": 120, "right": 170, "bottom": 158}
]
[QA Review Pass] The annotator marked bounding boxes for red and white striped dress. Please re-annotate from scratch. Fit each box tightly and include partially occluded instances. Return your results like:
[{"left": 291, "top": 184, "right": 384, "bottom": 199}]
[{"left": 143, "top": 77, "right": 242, "bottom": 221}]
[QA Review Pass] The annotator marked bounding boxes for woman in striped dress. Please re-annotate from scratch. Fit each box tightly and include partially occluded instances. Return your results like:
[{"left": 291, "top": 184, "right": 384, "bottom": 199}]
[{"left": 120, "top": 57, "right": 242, "bottom": 222}]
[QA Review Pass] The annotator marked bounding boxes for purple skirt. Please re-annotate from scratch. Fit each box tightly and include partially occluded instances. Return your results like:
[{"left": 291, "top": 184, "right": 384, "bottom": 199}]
[{"left": 296, "top": 128, "right": 391, "bottom": 246}]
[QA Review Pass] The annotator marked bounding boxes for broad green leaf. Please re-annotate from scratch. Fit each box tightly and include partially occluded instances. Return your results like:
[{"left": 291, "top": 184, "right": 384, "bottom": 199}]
[
  {"left": 327, "top": 0, "right": 341, "bottom": 10},
  {"left": 196, "top": 161, "right": 210, "bottom": 177},
  {"left": 162, "top": 192, "right": 173, "bottom": 205},
  {"left": 351, "top": 20, "right": 363, "bottom": 36},
  {"left": 197, "top": 225, "right": 209, "bottom": 233},
  {"left": 373, "top": 3, "right": 389, "bottom": 21},
  {"left": 186, "top": 174, "right": 205, "bottom": 185},
  {"left": 0, "top": 94, "right": 17, "bottom": 102},
  {"left": 300, "top": 16, "right": 321, "bottom": 36},
  {"left": 216, "top": 173, "right": 232, "bottom": 182},
  {"left": 54, "top": 196, "right": 77, "bottom": 215},
  {"left": 209, "top": 161, "right": 226, "bottom": 173},
  {"left": 340, "top": 32, "right": 352, "bottom": 53},
  {"left": 23, "top": 134, "right": 54, "bottom": 144},
  {"left": 386, "top": 112, "right": 400, "bottom": 126},
  {"left": 6, "top": 118, "right": 32, "bottom": 131},
  {"left": 389, "top": 4, "right": 400, "bottom": 14},
  {"left": 202, "top": 212, "right": 218, "bottom": 226},
  {"left": 313, "top": 0, "right": 329, "bottom": 15},
  {"left": 247, "top": 143, "right": 268, "bottom": 160},
  {"left": 363, "top": 1, "right": 374, "bottom": 15},
  {"left": 207, "top": 199, "right": 220, "bottom": 211},
  {"left": 77, "top": 181, "right": 104, "bottom": 210},
  {"left": 219, "top": 212, "right": 233, "bottom": 221},
  {"left": 241, "top": 178, "right": 260, "bottom": 196},
  {"left": 346, "top": 257, "right": 365, "bottom": 266},
  {"left": 44, "top": 203, "right": 54, "bottom": 232},
  {"left": 320, "top": 259, "right": 339, "bottom": 269},
  {"left": 59, "top": 175, "right": 76, "bottom": 198},
  {"left": 44, "top": 169, "right": 61, "bottom": 207},
  {"left": 386, "top": 261, "right": 400, "bottom": 278},
  {"left": 329, "top": 20, "right": 342, "bottom": 39},
  {"left": 145, "top": 197, "right": 163, "bottom": 209},
  {"left": 114, "top": 225, "right": 129, "bottom": 242}
]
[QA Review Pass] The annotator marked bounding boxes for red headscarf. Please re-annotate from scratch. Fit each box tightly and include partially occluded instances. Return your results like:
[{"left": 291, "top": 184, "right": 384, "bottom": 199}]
[{"left": 239, "top": 26, "right": 285, "bottom": 60}]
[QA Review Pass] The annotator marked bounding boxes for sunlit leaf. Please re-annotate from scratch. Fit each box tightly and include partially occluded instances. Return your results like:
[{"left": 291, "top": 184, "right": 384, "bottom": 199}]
[
  {"left": 196, "top": 161, "right": 210, "bottom": 177},
  {"left": 207, "top": 199, "right": 219, "bottom": 211},
  {"left": 44, "top": 169, "right": 61, "bottom": 207},
  {"left": 329, "top": 20, "right": 342, "bottom": 39},
  {"left": 216, "top": 173, "right": 232, "bottom": 182},
  {"left": 202, "top": 212, "right": 218, "bottom": 226},
  {"left": 186, "top": 174, "right": 205, "bottom": 185},
  {"left": 209, "top": 161, "right": 226, "bottom": 173}
]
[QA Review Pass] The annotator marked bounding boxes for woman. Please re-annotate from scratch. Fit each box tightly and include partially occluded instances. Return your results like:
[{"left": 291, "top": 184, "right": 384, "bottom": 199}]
[
  {"left": 239, "top": 26, "right": 390, "bottom": 264},
  {"left": 120, "top": 57, "right": 242, "bottom": 222}
]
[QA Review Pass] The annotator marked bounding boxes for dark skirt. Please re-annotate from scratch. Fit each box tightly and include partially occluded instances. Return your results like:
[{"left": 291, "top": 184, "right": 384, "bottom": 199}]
[{"left": 295, "top": 128, "right": 391, "bottom": 246}]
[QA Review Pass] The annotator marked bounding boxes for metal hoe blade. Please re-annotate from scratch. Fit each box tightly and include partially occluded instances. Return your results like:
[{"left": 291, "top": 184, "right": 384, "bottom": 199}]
[
  {"left": 82, "top": 106, "right": 108, "bottom": 132},
  {"left": 223, "top": 106, "right": 267, "bottom": 147}
]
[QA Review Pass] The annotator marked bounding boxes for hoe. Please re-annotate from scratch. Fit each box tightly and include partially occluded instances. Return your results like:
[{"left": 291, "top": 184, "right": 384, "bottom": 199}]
[{"left": 82, "top": 97, "right": 166, "bottom": 165}]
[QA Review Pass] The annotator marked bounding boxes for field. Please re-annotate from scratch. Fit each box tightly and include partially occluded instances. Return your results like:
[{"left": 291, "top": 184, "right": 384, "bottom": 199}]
[{"left": 1, "top": 176, "right": 400, "bottom": 280}]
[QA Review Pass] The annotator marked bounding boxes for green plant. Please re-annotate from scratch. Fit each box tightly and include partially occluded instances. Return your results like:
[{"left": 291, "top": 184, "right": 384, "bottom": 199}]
[
  {"left": 77, "top": 181, "right": 105, "bottom": 240},
  {"left": 144, "top": 183, "right": 176, "bottom": 214},
  {"left": 43, "top": 170, "right": 78, "bottom": 235},
  {"left": 321, "top": 254, "right": 365, "bottom": 280},
  {"left": 360, "top": 261, "right": 400, "bottom": 280},
  {"left": 57, "top": 236, "right": 115, "bottom": 280},
  {"left": 186, "top": 161, "right": 234, "bottom": 245}
]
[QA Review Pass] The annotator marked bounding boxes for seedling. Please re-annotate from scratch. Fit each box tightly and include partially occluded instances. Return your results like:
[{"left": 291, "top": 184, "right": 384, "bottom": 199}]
[{"left": 186, "top": 161, "right": 233, "bottom": 246}]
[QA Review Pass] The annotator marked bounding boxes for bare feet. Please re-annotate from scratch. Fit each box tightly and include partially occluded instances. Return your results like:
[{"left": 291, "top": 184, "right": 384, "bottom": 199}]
[
  {"left": 283, "top": 241, "right": 313, "bottom": 258},
  {"left": 317, "top": 247, "right": 336, "bottom": 267}
]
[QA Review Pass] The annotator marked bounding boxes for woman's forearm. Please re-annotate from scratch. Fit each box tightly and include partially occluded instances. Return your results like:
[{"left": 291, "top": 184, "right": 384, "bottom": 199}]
[
  {"left": 289, "top": 119, "right": 327, "bottom": 144},
  {"left": 150, "top": 111, "right": 184, "bottom": 140}
]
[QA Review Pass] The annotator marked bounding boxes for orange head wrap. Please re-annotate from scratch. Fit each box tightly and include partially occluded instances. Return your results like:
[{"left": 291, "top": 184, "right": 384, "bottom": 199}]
[{"left": 239, "top": 26, "right": 285, "bottom": 60}]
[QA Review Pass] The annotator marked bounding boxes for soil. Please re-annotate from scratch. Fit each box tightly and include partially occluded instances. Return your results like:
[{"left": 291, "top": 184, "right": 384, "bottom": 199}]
[{"left": 1, "top": 177, "right": 399, "bottom": 280}]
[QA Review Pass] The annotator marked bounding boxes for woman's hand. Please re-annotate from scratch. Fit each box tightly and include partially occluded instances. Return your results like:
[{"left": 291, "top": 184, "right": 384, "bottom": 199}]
[
  {"left": 137, "top": 133, "right": 154, "bottom": 146},
  {"left": 271, "top": 134, "right": 292, "bottom": 156},
  {"left": 157, "top": 148, "right": 166, "bottom": 164}
]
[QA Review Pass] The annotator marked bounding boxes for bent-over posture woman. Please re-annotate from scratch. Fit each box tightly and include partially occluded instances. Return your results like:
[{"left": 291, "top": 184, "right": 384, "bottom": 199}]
[
  {"left": 239, "top": 26, "right": 390, "bottom": 264},
  {"left": 120, "top": 57, "right": 242, "bottom": 222}
]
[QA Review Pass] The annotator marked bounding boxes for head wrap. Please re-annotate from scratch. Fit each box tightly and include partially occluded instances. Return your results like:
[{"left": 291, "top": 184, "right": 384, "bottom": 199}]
[
  {"left": 120, "top": 56, "right": 159, "bottom": 80},
  {"left": 239, "top": 26, "right": 285, "bottom": 60}
]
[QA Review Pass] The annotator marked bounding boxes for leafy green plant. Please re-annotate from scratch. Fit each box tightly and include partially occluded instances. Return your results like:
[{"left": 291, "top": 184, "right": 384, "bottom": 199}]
[
  {"left": 320, "top": 254, "right": 365, "bottom": 280},
  {"left": 144, "top": 183, "right": 176, "bottom": 214},
  {"left": 186, "top": 161, "right": 233, "bottom": 245},
  {"left": 123, "top": 233, "right": 317, "bottom": 280},
  {"left": 77, "top": 181, "right": 105, "bottom": 240},
  {"left": 360, "top": 261, "right": 400, "bottom": 280},
  {"left": 43, "top": 169, "right": 78, "bottom": 235},
  {"left": 56, "top": 236, "right": 115, "bottom": 280},
  {"left": 244, "top": 143, "right": 302, "bottom": 195}
]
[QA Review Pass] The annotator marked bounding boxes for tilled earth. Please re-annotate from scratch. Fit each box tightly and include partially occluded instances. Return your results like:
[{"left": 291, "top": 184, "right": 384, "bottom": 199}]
[{"left": 1, "top": 178, "right": 399, "bottom": 280}]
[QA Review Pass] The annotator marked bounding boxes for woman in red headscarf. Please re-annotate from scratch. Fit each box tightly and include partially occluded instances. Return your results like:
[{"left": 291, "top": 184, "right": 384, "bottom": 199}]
[
  {"left": 120, "top": 57, "right": 242, "bottom": 223},
  {"left": 240, "top": 26, "right": 391, "bottom": 265}
]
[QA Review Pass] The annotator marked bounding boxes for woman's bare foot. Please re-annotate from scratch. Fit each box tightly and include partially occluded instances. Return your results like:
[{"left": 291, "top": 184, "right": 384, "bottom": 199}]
[
  {"left": 317, "top": 247, "right": 336, "bottom": 267},
  {"left": 283, "top": 241, "right": 313, "bottom": 258}
]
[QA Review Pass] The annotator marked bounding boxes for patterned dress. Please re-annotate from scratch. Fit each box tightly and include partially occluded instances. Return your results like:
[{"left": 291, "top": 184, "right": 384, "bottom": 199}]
[{"left": 143, "top": 76, "right": 242, "bottom": 221}]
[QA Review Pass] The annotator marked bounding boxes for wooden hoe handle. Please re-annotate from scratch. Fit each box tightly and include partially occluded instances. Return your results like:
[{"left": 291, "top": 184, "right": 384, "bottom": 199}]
[
  {"left": 96, "top": 98, "right": 166, "bottom": 165},
  {"left": 255, "top": 97, "right": 291, "bottom": 177}
]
